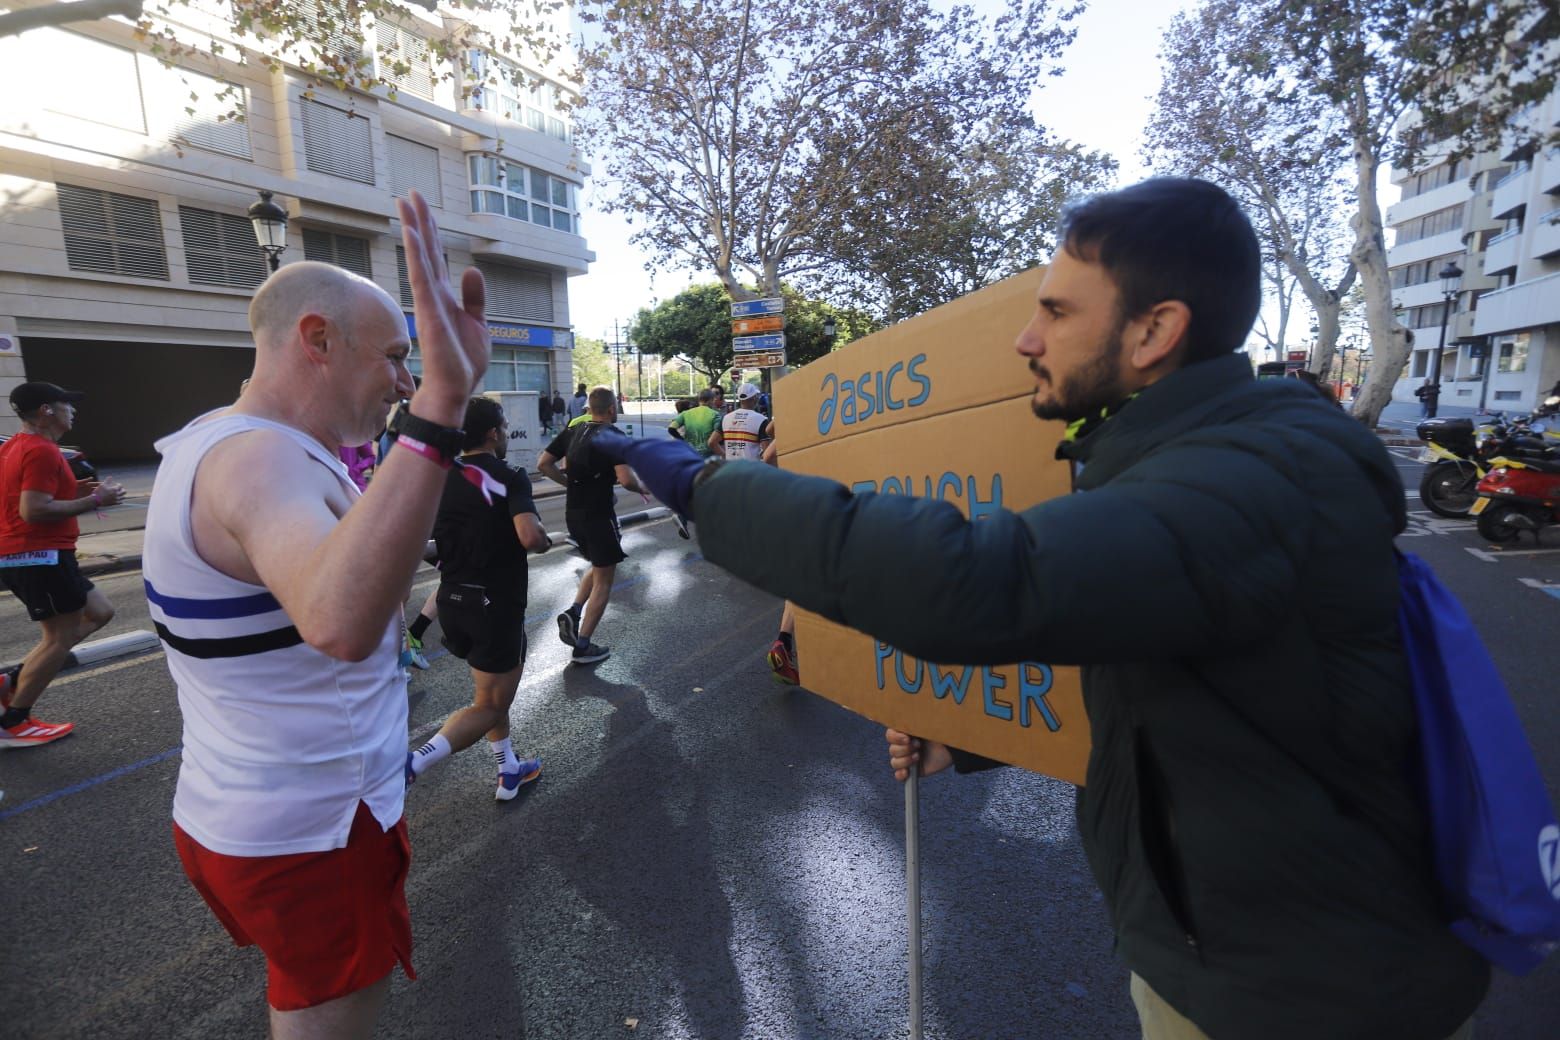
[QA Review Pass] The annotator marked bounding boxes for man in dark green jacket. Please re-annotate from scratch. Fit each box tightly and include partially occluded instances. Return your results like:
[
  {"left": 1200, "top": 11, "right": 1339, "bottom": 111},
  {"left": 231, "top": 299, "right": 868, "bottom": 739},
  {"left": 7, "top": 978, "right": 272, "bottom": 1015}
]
[{"left": 594, "top": 178, "right": 1488, "bottom": 1039}]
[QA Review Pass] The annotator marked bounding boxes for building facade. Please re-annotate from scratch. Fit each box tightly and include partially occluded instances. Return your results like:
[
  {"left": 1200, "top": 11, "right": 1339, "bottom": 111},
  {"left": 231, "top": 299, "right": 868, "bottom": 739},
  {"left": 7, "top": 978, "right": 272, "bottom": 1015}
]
[
  {"left": 1384, "top": 43, "right": 1560, "bottom": 412},
  {"left": 0, "top": 1, "right": 594, "bottom": 459}
]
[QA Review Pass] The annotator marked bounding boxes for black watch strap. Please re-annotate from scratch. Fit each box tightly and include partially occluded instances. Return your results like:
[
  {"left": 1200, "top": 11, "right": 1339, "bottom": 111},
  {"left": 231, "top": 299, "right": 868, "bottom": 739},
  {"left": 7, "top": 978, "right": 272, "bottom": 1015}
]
[{"left": 390, "top": 408, "right": 465, "bottom": 461}]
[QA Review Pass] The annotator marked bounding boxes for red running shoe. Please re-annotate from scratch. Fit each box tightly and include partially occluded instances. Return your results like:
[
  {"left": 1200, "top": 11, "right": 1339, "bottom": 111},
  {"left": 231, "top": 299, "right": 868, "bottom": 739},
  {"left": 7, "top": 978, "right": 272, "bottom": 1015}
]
[
  {"left": 767, "top": 638, "right": 799, "bottom": 686},
  {"left": 0, "top": 716, "right": 74, "bottom": 749}
]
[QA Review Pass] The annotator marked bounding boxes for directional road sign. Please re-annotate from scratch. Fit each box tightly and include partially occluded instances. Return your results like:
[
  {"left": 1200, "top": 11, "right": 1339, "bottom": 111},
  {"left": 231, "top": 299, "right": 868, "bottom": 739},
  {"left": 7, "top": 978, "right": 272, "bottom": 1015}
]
[
  {"left": 732, "top": 314, "right": 785, "bottom": 335},
  {"left": 734, "top": 333, "right": 786, "bottom": 354},
  {"left": 742, "top": 350, "right": 787, "bottom": 368},
  {"left": 730, "top": 297, "right": 785, "bottom": 318}
]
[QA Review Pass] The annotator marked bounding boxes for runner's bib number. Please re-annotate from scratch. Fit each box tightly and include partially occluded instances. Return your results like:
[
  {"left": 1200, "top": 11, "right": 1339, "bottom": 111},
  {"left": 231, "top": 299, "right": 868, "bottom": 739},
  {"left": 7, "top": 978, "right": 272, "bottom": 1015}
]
[{"left": 0, "top": 550, "right": 58, "bottom": 568}]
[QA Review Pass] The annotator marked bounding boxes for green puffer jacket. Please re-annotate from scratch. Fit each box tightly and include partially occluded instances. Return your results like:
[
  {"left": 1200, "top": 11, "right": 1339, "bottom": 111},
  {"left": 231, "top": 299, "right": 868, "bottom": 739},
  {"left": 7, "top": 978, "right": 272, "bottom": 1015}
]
[{"left": 693, "top": 353, "right": 1488, "bottom": 1039}]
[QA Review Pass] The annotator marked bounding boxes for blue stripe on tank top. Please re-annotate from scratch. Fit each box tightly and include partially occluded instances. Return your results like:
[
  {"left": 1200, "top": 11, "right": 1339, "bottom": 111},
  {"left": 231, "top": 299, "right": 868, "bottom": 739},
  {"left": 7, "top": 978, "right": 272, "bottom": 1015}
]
[{"left": 143, "top": 579, "right": 282, "bottom": 619}]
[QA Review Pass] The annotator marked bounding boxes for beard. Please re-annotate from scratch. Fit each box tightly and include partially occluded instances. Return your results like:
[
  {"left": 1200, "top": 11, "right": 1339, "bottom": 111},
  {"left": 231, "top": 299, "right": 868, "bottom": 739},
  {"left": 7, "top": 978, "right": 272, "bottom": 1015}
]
[{"left": 1030, "top": 316, "right": 1128, "bottom": 423}]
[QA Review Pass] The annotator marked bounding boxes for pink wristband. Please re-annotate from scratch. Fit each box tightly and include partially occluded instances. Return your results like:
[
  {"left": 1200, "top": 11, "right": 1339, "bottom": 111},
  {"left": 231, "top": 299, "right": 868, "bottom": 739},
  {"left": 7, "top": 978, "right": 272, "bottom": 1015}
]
[{"left": 396, "top": 434, "right": 452, "bottom": 469}]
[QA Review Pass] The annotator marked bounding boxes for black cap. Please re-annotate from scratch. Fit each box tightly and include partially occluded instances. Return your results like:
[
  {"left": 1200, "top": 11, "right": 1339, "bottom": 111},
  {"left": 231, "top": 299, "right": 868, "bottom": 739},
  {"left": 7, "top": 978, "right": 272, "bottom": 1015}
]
[{"left": 10, "top": 381, "right": 85, "bottom": 415}]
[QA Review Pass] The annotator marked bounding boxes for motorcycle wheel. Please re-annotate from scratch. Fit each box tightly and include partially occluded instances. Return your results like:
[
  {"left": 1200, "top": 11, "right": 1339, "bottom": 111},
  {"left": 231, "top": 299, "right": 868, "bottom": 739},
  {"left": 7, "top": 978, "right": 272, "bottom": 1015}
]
[
  {"left": 1476, "top": 506, "right": 1527, "bottom": 544},
  {"left": 1419, "top": 460, "right": 1480, "bottom": 518}
]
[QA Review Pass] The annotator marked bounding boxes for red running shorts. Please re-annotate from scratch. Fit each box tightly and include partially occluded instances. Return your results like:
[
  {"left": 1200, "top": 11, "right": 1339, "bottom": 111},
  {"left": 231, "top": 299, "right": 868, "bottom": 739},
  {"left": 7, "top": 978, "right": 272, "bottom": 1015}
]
[{"left": 173, "top": 801, "right": 414, "bottom": 1011}]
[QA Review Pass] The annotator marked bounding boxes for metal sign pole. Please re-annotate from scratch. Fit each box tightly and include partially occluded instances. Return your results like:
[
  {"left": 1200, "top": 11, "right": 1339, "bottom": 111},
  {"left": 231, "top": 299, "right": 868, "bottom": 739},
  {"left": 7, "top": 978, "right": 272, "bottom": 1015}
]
[{"left": 906, "top": 768, "right": 923, "bottom": 1040}]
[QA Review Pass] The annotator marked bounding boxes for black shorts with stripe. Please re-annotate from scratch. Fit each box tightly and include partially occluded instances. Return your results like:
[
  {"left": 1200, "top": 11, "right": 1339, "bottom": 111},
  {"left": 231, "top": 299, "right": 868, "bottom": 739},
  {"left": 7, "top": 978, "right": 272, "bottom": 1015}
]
[{"left": 1, "top": 550, "right": 93, "bottom": 621}]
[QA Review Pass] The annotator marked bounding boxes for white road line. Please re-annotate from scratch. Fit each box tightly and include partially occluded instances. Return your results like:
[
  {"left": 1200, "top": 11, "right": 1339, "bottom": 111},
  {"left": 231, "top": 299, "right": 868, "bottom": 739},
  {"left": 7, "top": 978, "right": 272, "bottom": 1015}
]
[{"left": 1465, "top": 547, "right": 1500, "bottom": 562}]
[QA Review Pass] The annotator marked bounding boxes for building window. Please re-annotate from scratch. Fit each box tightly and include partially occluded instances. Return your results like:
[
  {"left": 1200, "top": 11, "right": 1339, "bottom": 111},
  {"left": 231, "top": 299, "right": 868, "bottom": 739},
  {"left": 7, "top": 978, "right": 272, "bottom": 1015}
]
[
  {"left": 1496, "top": 333, "right": 1529, "bottom": 373},
  {"left": 388, "top": 135, "right": 441, "bottom": 203},
  {"left": 1401, "top": 159, "right": 1464, "bottom": 201},
  {"left": 290, "top": 0, "right": 363, "bottom": 63},
  {"left": 467, "top": 155, "right": 580, "bottom": 235},
  {"left": 468, "top": 54, "right": 572, "bottom": 142},
  {"left": 485, "top": 346, "right": 552, "bottom": 393},
  {"left": 396, "top": 244, "right": 448, "bottom": 309},
  {"left": 1396, "top": 204, "right": 1466, "bottom": 245},
  {"left": 22, "top": 29, "right": 146, "bottom": 133},
  {"left": 300, "top": 98, "right": 375, "bottom": 184},
  {"left": 56, "top": 184, "right": 169, "bottom": 280},
  {"left": 1494, "top": 390, "right": 1522, "bottom": 401},
  {"left": 179, "top": 205, "right": 269, "bottom": 289},
  {"left": 375, "top": 22, "right": 437, "bottom": 101},
  {"left": 302, "top": 228, "right": 372, "bottom": 279},
  {"left": 1390, "top": 254, "right": 1461, "bottom": 290},
  {"left": 143, "top": 60, "right": 251, "bottom": 158},
  {"left": 477, "top": 263, "right": 554, "bottom": 322},
  {"left": 1411, "top": 351, "right": 1429, "bottom": 378}
]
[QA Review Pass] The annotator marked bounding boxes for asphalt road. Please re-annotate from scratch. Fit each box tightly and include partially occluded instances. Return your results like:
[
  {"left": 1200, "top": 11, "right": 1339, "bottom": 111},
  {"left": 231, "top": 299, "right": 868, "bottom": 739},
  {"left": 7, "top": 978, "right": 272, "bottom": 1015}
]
[{"left": 1, "top": 446, "right": 1558, "bottom": 1038}]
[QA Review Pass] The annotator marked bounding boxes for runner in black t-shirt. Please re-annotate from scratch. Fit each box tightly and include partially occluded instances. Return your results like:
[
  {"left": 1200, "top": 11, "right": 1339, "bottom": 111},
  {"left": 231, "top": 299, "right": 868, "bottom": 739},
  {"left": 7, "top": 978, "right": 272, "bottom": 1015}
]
[
  {"left": 406, "top": 397, "right": 551, "bottom": 801},
  {"left": 537, "top": 385, "right": 647, "bottom": 666}
]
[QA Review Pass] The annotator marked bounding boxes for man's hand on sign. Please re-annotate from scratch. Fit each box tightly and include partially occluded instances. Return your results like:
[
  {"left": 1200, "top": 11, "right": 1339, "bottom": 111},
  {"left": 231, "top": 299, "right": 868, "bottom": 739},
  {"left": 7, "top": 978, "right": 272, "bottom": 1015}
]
[
  {"left": 885, "top": 728, "right": 953, "bottom": 782},
  {"left": 396, "top": 191, "right": 488, "bottom": 416}
]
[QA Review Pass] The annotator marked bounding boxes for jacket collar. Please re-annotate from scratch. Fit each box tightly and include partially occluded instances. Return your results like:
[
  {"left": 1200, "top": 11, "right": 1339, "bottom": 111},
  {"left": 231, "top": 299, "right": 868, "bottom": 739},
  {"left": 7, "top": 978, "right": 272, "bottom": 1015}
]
[{"left": 1058, "top": 353, "right": 1254, "bottom": 488}]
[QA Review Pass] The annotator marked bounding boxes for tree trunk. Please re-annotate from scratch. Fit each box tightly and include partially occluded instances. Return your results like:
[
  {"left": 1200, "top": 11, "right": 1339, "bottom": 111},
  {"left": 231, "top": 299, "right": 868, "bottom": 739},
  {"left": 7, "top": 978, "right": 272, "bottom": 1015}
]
[{"left": 1346, "top": 141, "right": 1408, "bottom": 428}]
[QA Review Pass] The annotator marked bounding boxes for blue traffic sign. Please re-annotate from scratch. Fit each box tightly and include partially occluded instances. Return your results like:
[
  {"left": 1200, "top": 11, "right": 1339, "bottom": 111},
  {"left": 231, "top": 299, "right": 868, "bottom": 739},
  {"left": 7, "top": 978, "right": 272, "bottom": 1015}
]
[
  {"left": 730, "top": 297, "right": 785, "bottom": 318},
  {"left": 733, "top": 333, "right": 786, "bottom": 353}
]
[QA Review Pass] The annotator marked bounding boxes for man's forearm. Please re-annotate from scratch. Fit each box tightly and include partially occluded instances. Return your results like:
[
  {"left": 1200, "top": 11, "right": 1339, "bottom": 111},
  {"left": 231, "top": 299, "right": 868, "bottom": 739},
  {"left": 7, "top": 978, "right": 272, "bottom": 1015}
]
[
  {"left": 538, "top": 459, "right": 567, "bottom": 487},
  {"left": 21, "top": 494, "right": 99, "bottom": 522}
]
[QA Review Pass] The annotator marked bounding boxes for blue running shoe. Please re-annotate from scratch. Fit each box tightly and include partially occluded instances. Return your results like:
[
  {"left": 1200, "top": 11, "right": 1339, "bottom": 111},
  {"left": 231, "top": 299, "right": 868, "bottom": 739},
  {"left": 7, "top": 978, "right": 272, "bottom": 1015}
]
[{"left": 496, "top": 757, "right": 542, "bottom": 802}]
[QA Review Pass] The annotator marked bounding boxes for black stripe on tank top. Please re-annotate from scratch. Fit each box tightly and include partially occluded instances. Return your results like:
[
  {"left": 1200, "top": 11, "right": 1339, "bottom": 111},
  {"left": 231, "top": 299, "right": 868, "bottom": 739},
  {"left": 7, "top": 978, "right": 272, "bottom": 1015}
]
[{"left": 154, "top": 620, "right": 305, "bottom": 659}]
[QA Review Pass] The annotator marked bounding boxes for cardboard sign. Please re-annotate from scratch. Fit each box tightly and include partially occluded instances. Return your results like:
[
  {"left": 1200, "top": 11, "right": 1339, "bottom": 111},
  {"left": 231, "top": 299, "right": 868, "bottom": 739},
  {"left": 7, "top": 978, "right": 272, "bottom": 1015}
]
[{"left": 773, "top": 267, "right": 1091, "bottom": 785}]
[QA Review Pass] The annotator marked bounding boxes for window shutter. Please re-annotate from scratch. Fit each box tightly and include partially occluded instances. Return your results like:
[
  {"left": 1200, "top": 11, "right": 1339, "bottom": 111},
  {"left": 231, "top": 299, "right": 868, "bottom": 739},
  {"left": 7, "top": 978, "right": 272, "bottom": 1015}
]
[
  {"left": 388, "top": 135, "right": 441, "bottom": 203},
  {"left": 56, "top": 184, "right": 169, "bottom": 280},
  {"left": 179, "top": 206, "right": 268, "bottom": 289},
  {"left": 478, "top": 264, "right": 553, "bottom": 322},
  {"left": 145, "top": 62, "right": 252, "bottom": 159},
  {"left": 396, "top": 246, "right": 415, "bottom": 309},
  {"left": 300, "top": 98, "right": 375, "bottom": 184},
  {"left": 375, "top": 23, "right": 437, "bottom": 101},
  {"left": 303, "top": 228, "right": 372, "bottom": 279}
]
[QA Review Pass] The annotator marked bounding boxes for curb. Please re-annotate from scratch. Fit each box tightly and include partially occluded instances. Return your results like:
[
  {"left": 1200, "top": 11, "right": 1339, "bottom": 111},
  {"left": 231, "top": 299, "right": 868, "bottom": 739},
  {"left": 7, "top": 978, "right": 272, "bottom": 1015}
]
[
  {"left": 2, "top": 628, "right": 160, "bottom": 674},
  {"left": 79, "top": 552, "right": 142, "bottom": 578}
]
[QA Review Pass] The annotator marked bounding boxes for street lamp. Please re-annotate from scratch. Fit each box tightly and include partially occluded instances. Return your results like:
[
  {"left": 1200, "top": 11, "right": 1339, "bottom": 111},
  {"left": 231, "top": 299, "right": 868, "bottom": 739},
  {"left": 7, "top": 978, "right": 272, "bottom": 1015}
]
[
  {"left": 823, "top": 317, "right": 837, "bottom": 342},
  {"left": 247, "top": 190, "right": 288, "bottom": 273},
  {"left": 1425, "top": 260, "right": 1463, "bottom": 419}
]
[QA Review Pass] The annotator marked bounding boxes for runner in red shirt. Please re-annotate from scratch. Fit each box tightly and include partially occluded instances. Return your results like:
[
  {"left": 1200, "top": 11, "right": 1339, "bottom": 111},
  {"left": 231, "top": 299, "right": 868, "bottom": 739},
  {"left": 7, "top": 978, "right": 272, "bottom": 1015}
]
[{"left": 0, "top": 382, "right": 124, "bottom": 747}]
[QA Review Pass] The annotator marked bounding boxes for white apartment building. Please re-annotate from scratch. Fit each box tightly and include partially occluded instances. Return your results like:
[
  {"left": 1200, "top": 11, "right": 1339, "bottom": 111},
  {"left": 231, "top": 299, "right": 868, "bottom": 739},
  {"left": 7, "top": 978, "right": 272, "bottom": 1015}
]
[
  {"left": 1384, "top": 57, "right": 1560, "bottom": 412},
  {"left": 0, "top": 1, "right": 594, "bottom": 459}
]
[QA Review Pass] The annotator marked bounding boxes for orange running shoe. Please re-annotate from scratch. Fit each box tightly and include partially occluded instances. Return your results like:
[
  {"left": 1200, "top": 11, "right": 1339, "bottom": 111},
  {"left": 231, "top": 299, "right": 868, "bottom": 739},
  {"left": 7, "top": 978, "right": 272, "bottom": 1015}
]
[{"left": 0, "top": 716, "right": 74, "bottom": 749}]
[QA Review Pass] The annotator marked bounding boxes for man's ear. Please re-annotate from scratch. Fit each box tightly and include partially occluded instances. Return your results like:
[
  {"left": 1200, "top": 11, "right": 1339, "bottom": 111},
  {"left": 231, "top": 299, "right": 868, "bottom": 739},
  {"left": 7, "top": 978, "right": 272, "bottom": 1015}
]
[
  {"left": 298, "top": 313, "right": 330, "bottom": 364},
  {"left": 1125, "top": 301, "right": 1192, "bottom": 373}
]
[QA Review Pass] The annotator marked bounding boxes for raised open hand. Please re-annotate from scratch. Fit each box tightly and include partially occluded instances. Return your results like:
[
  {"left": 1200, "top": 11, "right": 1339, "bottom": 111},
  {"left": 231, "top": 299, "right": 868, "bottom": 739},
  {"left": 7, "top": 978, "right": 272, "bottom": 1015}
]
[{"left": 396, "top": 191, "right": 488, "bottom": 411}]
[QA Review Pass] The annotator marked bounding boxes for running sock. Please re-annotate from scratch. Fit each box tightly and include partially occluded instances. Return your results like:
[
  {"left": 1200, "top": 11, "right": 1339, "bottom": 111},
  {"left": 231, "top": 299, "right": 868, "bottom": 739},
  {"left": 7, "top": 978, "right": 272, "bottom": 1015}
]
[
  {"left": 490, "top": 736, "right": 520, "bottom": 772},
  {"left": 408, "top": 615, "right": 433, "bottom": 641},
  {"left": 410, "top": 734, "right": 452, "bottom": 775},
  {"left": 1, "top": 706, "right": 31, "bottom": 728},
  {"left": 778, "top": 631, "right": 795, "bottom": 653}
]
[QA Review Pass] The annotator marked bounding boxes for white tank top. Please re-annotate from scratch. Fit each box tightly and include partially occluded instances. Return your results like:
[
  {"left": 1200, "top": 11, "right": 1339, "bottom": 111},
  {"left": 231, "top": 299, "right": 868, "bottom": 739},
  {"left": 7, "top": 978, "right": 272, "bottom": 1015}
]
[
  {"left": 144, "top": 412, "right": 406, "bottom": 856},
  {"left": 721, "top": 408, "right": 769, "bottom": 460}
]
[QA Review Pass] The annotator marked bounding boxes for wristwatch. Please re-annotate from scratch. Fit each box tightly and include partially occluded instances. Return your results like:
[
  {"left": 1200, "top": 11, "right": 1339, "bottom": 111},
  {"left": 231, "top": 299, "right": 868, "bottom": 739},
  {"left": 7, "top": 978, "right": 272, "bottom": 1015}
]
[{"left": 389, "top": 408, "right": 465, "bottom": 463}]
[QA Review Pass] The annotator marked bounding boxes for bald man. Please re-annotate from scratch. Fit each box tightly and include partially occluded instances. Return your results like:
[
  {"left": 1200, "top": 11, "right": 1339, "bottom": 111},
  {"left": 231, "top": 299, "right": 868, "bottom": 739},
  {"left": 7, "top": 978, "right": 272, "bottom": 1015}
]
[{"left": 143, "top": 192, "right": 489, "bottom": 1039}]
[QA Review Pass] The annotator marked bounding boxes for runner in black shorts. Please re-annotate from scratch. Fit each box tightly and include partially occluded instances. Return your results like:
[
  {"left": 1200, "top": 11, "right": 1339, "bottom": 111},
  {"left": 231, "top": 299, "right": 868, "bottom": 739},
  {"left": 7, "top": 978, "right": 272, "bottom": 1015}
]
[
  {"left": 406, "top": 397, "right": 550, "bottom": 801},
  {"left": 1, "top": 382, "right": 126, "bottom": 748},
  {"left": 537, "top": 386, "right": 648, "bottom": 666}
]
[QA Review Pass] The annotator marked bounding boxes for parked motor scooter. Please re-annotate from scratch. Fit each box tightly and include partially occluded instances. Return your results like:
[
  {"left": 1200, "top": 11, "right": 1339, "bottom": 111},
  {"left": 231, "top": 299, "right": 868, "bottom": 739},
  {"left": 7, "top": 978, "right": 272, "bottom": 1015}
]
[
  {"left": 1470, "top": 440, "right": 1560, "bottom": 543},
  {"left": 1417, "top": 415, "right": 1509, "bottom": 518}
]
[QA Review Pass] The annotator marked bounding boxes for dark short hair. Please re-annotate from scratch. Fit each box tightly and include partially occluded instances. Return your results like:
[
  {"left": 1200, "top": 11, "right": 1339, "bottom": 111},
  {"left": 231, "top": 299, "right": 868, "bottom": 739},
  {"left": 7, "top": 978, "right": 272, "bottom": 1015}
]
[
  {"left": 1061, "top": 177, "right": 1260, "bottom": 364},
  {"left": 697, "top": 388, "right": 714, "bottom": 405},
  {"left": 588, "top": 385, "right": 616, "bottom": 415},
  {"left": 462, "top": 396, "right": 504, "bottom": 449}
]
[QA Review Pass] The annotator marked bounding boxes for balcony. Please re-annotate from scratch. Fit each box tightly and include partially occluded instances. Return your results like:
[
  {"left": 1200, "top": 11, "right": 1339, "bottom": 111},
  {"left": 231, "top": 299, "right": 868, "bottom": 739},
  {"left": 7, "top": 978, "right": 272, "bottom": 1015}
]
[
  {"left": 1532, "top": 207, "right": 1560, "bottom": 260},
  {"left": 1491, "top": 165, "right": 1531, "bottom": 220},
  {"left": 1473, "top": 270, "right": 1560, "bottom": 336},
  {"left": 1386, "top": 178, "right": 1472, "bottom": 227},
  {"left": 1542, "top": 152, "right": 1560, "bottom": 196},
  {"left": 1482, "top": 227, "right": 1523, "bottom": 275},
  {"left": 1393, "top": 279, "right": 1448, "bottom": 310},
  {"left": 1389, "top": 228, "right": 1467, "bottom": 267}
]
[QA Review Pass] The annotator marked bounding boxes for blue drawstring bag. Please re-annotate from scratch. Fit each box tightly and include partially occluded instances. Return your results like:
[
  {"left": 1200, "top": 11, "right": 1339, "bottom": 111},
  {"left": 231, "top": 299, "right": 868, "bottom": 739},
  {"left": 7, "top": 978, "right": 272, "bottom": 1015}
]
[{"left": 1397, "top": 550, "right": 1560, "bottom": 973}]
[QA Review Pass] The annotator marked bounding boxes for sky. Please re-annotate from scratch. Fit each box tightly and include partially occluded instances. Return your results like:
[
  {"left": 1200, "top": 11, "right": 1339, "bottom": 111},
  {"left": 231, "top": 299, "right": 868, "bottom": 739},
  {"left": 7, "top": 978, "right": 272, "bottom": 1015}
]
[{"left": 565, "top": 0, "right": 1196, "bottom": 344}]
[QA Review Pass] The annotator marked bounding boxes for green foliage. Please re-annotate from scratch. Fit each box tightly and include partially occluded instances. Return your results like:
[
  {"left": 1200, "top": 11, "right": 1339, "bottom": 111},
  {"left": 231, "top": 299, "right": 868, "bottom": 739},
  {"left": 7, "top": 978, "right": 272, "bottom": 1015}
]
[
  {"left": 576, "top": 0, "right": 1092, "bottom": 313},
  {"left": 572, "top": 335, "right": 616, "bottom": 392},
  {"left": 628, "top": 282, "right": 876, "bottom": 382}
]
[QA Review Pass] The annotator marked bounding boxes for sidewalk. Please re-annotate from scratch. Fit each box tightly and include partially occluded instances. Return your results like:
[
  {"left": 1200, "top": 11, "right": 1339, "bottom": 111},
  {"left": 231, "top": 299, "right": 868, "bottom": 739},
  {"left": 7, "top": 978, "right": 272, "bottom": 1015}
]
[{"left": 72, "top": 460, "right": 567, "bottom": 578}]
